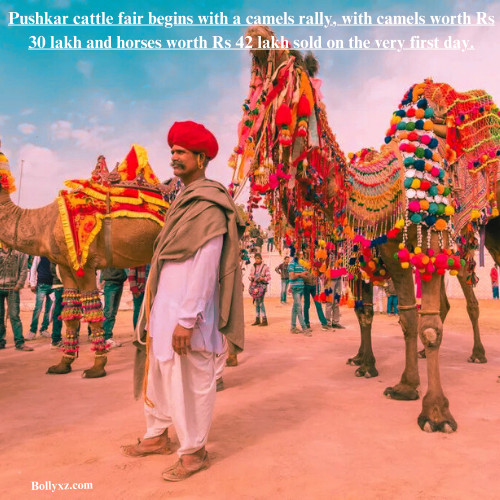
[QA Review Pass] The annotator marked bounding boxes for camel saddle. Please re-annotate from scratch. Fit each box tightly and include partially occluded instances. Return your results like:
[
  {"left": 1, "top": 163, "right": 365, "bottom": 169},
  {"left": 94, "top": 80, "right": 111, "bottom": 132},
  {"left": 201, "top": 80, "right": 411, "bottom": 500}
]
[{"left": 57, "top": 144, "right": 178, "bottom": 274}]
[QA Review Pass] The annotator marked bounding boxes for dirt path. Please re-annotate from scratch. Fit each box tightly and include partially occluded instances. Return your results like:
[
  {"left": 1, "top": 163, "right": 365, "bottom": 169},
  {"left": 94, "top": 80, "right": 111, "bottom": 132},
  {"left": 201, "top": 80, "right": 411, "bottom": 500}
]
[{"left": 1, "top": 298, "right": 500, "bottom": 499}]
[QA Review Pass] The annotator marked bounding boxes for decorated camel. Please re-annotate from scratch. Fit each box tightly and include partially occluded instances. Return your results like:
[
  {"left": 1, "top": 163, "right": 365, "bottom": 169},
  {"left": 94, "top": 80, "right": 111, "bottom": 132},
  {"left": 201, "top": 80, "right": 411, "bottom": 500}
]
[
  {"left": 0, "top": 145, "right": 174, "bottom": 378},
  {"left": 230, "top": 26, "right": 500, "bottom": 432}
]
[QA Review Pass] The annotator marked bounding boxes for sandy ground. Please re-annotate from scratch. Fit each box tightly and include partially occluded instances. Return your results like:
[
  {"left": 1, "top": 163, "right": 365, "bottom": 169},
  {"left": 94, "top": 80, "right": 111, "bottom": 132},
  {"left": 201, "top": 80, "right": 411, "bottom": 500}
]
[{"left": 1, "top": 297, "right": 500, "bottom": 500}]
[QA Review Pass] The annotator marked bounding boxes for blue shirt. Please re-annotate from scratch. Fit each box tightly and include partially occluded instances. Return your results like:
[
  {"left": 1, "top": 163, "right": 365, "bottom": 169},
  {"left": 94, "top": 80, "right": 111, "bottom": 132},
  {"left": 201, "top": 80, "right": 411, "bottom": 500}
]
[{"left": 288, "top": 260, "right": 305, "bottom": 290}]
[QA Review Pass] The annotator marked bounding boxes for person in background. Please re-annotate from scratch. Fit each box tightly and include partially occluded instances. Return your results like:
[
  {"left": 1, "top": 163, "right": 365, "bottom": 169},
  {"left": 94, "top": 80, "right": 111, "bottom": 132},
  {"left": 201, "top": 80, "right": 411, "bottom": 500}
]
[
  {"left": 490, "top": 265, "right": 499, "bottom": 299},
  {"left": 0, "top": 245, "right": 33, "bottom": 351},
  {"left": 288, "top": 251, "right": 311, "bottom": 336},
  {"left": 249, "top": 253, "right": 271, "bottom": 326},
  {"left": 266, "top": 225, "right": 275, "bottom": 252},
  {"left": 49, "top": 263, "right": 64, "bottom": 349},
  {"left": 28, "top": 256, "right": 53, "bottom": 340},
  {"left": 240, "top": 247, "right": 250, "bottom": 268},
  {"left": 129, "top": 265, "right": 150, "bottom": 330},
  {"left": 331, "top": 275, "right": 346, "bottom": 329},
  {"left": 254, "top": 231, "right": 264, "bottom": 254},
  {"left": 372, "top": 283, "right": 386, "bottom": 315},
  {"left": 303, "top": 271, "right": 329, "bottom": 330},
  {"left": 386, "top": 278, "right": 399, "bottom": 316},
  {"left": 275, "top": 256, "right": 290, "bottom": 304},
  {"left": 101, "top": 267, "right": 128, "bottom": 348}
]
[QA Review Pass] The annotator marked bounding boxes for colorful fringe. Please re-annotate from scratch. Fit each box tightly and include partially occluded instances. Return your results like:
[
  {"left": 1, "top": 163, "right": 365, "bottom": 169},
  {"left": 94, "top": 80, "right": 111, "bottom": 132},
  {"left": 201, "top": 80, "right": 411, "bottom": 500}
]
[
  {"left": 81, "top": 290, "right": 107, "bottom": 353},
  {"left": 346, "top": 146, "right": 405, "bottom": 238},
  {"left": 81, "top": 290, "right": 105, "bottom": 323},
  {"left": 60, "top": 288, "right": 82, "bottom": 321},
  {"left": 424, "top": 81, "right": 500, "bottom": 230},
  {"left": 89, "top": 326, "right": 107, "bottom": 353},
  {"left": 61, "top": 327, "right": 79, "bottom": 356}
]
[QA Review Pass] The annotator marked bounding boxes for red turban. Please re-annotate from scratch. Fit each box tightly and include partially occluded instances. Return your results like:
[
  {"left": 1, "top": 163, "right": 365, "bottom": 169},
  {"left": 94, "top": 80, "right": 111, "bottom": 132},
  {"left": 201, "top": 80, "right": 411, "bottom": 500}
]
[{"left": 167, "top": 121, "right": 219, "bottom": 160}]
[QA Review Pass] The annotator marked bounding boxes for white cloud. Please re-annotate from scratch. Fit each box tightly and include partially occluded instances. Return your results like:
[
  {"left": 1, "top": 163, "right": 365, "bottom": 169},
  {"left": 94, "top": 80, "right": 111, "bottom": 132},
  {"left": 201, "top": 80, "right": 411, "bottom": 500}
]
[
  {"left": 18, "top": 123, "right": 37, "bottom": 135},
  {"left": 50, "top": 120, "right": 73, "bottom": 139},
  {"left": 20, "top": 108, "right": 34, "bottom": 116},
  {"left": 17, "top": 143, "right": 64, "bottom": 178},
  {"left": 12, "top": 145, "right": 78, "bottom": 207},
  {"left": 76, "top": 60, "right": 93, "bottom": 79},
  {"left": 50, "top": 119, "right": 114, "bottom": 149},
  {"left": 0, "top": 114, "right": 10, "bottom": 126}
]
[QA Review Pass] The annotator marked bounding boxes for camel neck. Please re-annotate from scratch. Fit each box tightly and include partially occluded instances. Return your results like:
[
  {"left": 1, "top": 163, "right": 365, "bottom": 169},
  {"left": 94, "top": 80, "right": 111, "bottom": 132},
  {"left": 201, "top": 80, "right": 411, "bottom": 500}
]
[
  {"left": 0, "top": 191, "right": 23, "bottom": 249},
  {"left": 0, "top": 189, "right": 55, "bottom": 256},
  {"left": 0, "top": 190, "right": 13, "bottom": 205}
]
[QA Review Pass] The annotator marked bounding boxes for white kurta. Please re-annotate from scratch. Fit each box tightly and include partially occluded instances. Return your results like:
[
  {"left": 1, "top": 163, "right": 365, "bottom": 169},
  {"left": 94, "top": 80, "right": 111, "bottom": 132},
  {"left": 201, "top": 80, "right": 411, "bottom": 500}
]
[
  {"left": 144, "top": 235, "right": 224, "bottom": 455},
  {"left": 149, "top": 235, "right": 224, "bottom": 361}
]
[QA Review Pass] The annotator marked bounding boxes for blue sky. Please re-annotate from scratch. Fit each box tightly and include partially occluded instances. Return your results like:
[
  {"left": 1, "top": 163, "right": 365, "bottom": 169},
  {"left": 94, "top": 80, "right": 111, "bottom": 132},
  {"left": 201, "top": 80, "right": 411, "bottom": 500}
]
[{"left": 0, "top": 0, "right": 499, "bottom": 217}]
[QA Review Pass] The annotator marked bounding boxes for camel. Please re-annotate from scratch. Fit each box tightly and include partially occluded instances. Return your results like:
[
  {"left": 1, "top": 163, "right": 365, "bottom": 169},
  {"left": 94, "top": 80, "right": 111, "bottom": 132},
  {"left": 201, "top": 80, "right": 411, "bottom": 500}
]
[
  {"left": 231, "top": 26, "right": 500, "bottom": 432},
  {"left": 0, "top": 147, "right": 168, "bottom": 378}
]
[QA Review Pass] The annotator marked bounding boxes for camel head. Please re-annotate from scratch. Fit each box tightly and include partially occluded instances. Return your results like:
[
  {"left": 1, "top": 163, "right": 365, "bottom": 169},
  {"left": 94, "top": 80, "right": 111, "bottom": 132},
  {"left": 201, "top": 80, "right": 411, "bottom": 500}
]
[
  {"left": 244, "top": 25, "right": 312, "bottom": 78},
  {"left": 245, "top": 25, "right": 276, "bottom": 67}
]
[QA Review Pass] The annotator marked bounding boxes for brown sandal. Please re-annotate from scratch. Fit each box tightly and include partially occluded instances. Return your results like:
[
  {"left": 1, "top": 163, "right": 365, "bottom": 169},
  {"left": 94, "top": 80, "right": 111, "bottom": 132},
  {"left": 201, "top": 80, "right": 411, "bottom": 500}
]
[
  {"left": 162, "top": 452, "right": 210, "bottom": 482},
  {"left": 121, "top": 437, "right": 173, "bottom": 457}
]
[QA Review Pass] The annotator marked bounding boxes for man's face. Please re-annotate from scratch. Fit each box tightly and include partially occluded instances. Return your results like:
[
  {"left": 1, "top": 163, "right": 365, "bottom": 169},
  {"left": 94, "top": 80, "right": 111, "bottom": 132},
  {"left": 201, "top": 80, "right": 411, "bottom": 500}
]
[
  {"left": 284, "top": 257, "right": 289, "bottom": 264},
  {"left": 170, "top": 145, "right": 199, "bottom": 180},
  {"left": 255, "top": 256, "right": 262, "bottom": 265}
]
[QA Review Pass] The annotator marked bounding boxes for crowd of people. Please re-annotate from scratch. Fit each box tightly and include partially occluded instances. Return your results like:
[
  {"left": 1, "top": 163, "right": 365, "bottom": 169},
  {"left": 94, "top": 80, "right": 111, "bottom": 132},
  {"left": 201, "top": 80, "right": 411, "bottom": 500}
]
[
  {"left": 0, "top": 247, "right": 150, "bottom": 352},
  {"left": 246, "top": 250, "right": 348, "bottom": 335},
  {"left": 241, "top": 224, "right": 275, "bottom": 255}
]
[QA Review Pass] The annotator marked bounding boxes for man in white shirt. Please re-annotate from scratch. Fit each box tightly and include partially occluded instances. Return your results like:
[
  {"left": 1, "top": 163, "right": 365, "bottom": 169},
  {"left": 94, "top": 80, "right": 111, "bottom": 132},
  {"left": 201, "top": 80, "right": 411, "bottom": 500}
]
[{"left": 122, "top": 121, "right": 245, "bottom": 482}]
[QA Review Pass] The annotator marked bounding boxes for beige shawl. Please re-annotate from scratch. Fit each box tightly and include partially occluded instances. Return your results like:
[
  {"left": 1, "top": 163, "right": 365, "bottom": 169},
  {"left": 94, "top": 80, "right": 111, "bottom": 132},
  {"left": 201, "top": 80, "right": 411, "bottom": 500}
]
[{"left": 133, "top": 177, "right": 245, "bottom": 398}]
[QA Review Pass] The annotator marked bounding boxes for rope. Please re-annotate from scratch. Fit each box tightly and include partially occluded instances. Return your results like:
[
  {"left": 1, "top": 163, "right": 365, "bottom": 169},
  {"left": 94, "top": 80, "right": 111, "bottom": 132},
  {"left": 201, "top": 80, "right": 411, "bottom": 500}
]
[
  {"left": 398, "top": 304, "right": 417, "bottom": 310},
  {"left": 418, "top": 310, "right": 441, "bottom": 315},
  {"left": 142, "top": 281, "right": 154, "bottom": 408}
]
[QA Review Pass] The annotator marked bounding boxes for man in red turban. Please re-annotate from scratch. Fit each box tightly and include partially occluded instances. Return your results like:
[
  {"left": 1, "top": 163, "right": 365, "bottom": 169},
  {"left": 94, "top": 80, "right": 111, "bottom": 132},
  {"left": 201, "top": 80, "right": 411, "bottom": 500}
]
[
  {"left": 163, "top": 121, "right": 219, "bottom": 186},
  {"left": 123, "top": 121, "right": 245, "bottom": 482}
]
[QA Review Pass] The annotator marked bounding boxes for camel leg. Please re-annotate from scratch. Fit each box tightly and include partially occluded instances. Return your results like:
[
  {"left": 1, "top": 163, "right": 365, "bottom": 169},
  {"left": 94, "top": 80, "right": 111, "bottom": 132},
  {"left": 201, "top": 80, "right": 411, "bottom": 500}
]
[
  {"left": 347, "top": 282, "right": 365, "bottom": 367},
  {"left": 346, "top": 344, "right": 364, "bottom": 367},
  {"left": 346, "top": 282, "right": 371, "bottom": 368},
  {"left": 417, "top": 272, "right": 457, "bottom": 433},
  {"left": 455, "top": 268, "right": 486, "bottom": 363},
  {"left": 418, "top": 278, "right": 450, "bottom": 359},
  {"left": 79, "top": 271, "right": 108, "bottom": 379},
  {"left": 47, "top": 266, "right": 82, "bottom": 375},
  {"left": 350, "top": 281, "right": 378, "bottom": 378},
  {"left": 380, "top": 242, "right": 420, "bottom": 400}
]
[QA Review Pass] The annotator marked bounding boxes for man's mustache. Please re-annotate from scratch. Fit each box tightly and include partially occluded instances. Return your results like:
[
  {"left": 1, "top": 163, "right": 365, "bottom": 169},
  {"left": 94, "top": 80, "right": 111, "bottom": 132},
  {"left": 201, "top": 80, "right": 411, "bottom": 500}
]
[{"left": 171, "top": 161, "right": 184, "bottom": 168}]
